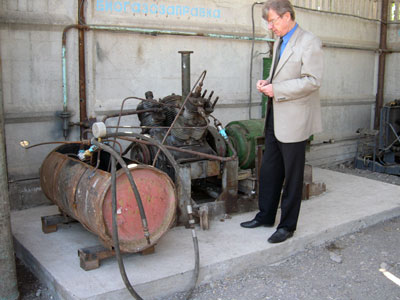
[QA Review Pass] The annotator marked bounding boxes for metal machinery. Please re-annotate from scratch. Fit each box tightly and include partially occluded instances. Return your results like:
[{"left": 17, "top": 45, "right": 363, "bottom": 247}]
[
  {"left": 126, "top": 51, "right": 239, "bottom": 227},
  {"left": 355, "top": 100, "right": 400, "bottom": 174},
  {"left": 35, "top": 50, "right": 326, "bottom": 280}
]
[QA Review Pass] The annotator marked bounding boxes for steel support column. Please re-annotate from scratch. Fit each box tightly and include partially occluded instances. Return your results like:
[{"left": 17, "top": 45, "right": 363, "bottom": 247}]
[{"left": 374, "top": 0, "right": 389, "bottom": 129}]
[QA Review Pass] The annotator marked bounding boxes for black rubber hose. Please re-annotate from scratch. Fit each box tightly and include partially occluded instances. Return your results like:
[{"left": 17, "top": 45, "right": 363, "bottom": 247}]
[
  {"left": 103, "top": 133, "right": 200, "bottom": 300},
  {"left": 185, "top": 227, "right": 200, "bottom": 300},
  {"left": 91, "top": 139, "right": 151, "bottom": 244},
  {"left": 111, "top": 156, "right": 144, "bottom": 300}
]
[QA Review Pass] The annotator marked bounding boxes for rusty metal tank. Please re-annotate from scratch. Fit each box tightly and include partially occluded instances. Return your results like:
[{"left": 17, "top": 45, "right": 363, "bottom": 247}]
[{"left": 40, "top": 143, "right": 177, "bottom": 253}]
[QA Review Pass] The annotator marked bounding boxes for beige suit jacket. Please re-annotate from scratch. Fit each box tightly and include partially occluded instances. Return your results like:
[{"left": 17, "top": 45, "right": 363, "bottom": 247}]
[{"left": 267, "top": 26, "right": 323, "bottom": 143}]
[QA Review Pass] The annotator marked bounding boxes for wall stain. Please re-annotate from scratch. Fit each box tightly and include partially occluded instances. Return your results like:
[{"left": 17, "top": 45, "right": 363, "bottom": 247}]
[{"left": 96, "top": 41, "right": 105, "bottom": 62}]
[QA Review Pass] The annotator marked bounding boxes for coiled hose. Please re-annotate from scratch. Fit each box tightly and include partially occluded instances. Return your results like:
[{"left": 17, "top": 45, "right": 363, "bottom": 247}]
[{"left": 92, "top": 136, "right": 200, "bottom": 300}]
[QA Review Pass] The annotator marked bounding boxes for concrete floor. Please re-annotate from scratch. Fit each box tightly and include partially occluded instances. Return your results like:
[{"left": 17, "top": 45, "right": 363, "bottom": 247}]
[{"left": 11, "top": 168, "right": 400, "bottom": 300}]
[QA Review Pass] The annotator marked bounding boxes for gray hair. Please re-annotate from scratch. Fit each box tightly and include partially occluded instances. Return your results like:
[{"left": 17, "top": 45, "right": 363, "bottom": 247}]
[{"left": 262, "top": 0, "right": 296, "bottom": 21}]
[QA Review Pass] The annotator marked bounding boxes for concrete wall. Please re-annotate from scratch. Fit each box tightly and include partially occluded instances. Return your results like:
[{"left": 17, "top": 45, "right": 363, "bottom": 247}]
[
  {"left": 386, "top": 23, "right": 400, "bottom": 102},
  {"left": 0, "top": 0, "right": 395, "bottom": 208}
]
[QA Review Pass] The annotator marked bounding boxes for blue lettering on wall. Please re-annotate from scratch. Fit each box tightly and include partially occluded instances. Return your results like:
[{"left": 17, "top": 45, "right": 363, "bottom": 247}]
[
  {"left": 150, "top": 4, "right": 157, "bottom": 14},
  {"left": 159, "top": 4, "right": 166, "bottom": 15},
  {"left": 97, "top": 0, "right": 105, "bottom": 11},
  {"left": 114, "top": 1, "right": 123, "bottom": 12},
  {"left": 132, "top": 3, "right": 140, "bottom": 13},
  {"left": 95, "top": 0, "right": 221, "bottom": 19},
  {"left": 191, "top": 8, "right": 198, "bottom": 17},
  {"left": 167, "top": 6, "right": 175, "bottom": 16},
  {"left": 105, "top": 0, "right": 113, "bottom": 12}
]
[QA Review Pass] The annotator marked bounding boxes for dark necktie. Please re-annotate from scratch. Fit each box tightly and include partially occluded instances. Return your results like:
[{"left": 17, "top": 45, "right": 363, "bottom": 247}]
[
  {"left": 270, "top": 37, "right": 283, "bottom": 82},
  {"left": 266, "top": 37, "right": 283, "bottom": 129}
]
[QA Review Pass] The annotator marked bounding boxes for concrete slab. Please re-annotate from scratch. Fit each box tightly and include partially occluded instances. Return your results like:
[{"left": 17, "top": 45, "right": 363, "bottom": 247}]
[{"left": 11, "top": 168, "right": 400, "bottom": 300}]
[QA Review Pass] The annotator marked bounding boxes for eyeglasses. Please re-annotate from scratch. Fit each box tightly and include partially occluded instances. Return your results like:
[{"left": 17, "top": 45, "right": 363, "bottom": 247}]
[{"left": 267, "top": 16, "right": 281, "bottom": 26}]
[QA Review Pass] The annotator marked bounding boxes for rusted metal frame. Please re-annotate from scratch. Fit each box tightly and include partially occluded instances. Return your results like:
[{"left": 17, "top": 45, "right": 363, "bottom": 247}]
[
  {"left": 255, "top": 136, "right": 265, "bottom": 198},
  {"left": 219, "top": 159, "right": 239, "bottom": 214},
  {"left": 176, "top": 164, "right": 192, "bottom": 224},
  {"left": 175, "top": 160, "right": 220, "bottom": 226},
  {"left": 374, "top": 0, "right": 389, "bottom": 129},
  {"left": 117, "top": 136, "right": 236, "bottom": 162}
]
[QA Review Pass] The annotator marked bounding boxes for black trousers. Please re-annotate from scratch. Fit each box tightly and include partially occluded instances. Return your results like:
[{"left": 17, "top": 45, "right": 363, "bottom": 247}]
[{"left": 255, "top": 107, "right": 306, "bottom": 232}]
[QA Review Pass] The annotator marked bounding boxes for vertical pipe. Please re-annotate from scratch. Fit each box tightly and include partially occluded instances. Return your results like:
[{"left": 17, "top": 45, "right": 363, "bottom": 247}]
[
  {"left": 62, "top": 44, "right": 68, "bottom": 112},
  {"left": 78, "top": 0, "right": 88, "bottom": 139},
  {"left": 178, "top": 51, "right": 193, "bottom": 102},
  {"left": 0, "top": 58, "right": 19, "bottom": 300},
  {"left": 374, "top": 0, "right": 389, "bottom": 129}
]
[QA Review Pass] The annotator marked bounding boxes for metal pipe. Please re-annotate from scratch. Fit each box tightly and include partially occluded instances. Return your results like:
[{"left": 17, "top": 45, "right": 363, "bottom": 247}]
[
  {"left": 101, "top": 108, "right": 161, "bottom": 123},
  {"left": 179, "top": 51, "right": 193, "bottom": 102},
  {"left": 374, "top": 0, "right": 389, "bottom": 129},
  {"left": 0, "top": 57, "right": 19, "bottom": 300},
  {"left": 293, "top": 5, "right": 381, "bottom": 23},
  {"left": 118, "top": 136, "right": 237, "bottom": 162},
  {"left": 22, "top": 140, "right": 87, "bottom": 150},
  {"left": 78, "top": 0, "right": 88, "bottom": 139},
  {"left": 249, "top": 2, "right": 266, "bottom": 120},
  {"left": 322, "top": 43, "right": 378, "bottom": 52}
]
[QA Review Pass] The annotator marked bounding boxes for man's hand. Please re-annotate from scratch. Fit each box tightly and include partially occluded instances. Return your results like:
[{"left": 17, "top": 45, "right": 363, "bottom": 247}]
[
  {"left": 256, "top": 80, "right": 269, "bottom": 92},
  {"left": 260, "top": 84, "right": 274, "bottom": 97}
]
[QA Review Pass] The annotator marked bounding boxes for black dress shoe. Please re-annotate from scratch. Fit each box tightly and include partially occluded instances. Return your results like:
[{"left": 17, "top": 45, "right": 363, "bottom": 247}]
[
  {"left": 267, "top": 228, "right": 294, "bottom": 243},
  {"left": 240, "top": 219, "right": 274, "bottom": 228}
]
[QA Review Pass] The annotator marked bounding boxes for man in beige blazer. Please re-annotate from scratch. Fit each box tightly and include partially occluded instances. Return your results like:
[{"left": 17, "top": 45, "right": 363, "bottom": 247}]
[{"left": 240, "top": 0, "right": 323, "bottom": 243}]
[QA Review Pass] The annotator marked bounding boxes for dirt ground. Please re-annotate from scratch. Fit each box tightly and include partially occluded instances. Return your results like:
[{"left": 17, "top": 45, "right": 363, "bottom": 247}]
[{"left": 16, "top": 257, "right": 53, "bottom": 299}]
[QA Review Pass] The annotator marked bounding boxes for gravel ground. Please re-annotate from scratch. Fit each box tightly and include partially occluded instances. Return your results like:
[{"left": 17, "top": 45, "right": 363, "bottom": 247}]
[
  {"left": 164, "top": 216, "right": 400, "bottom": 300},
  {"left": 16, "top": 163, "right": 400, "bottom": 300}
]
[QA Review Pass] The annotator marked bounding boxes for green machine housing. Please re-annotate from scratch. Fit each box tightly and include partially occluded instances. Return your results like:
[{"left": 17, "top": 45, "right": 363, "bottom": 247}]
[{"left": 225, "top": 119, "right": 265, "bottom": 170}]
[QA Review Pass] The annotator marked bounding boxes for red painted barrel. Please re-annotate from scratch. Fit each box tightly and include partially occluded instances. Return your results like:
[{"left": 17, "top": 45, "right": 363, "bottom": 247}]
[{"left": 40, "top": 144, "right": 177, "bottom": 253}]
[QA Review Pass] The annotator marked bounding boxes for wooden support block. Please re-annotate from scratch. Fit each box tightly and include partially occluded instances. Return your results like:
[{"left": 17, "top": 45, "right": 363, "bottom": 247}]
[
  {"left": 41, "top": 214, "right": 75, "bottom": 234},
  {"left": 140, "top": 245, "right": 155, "bottom": 256},
  {"left": 199, "top": 206, "right": 209, "bottom": 230},
  {"left": 78, "top": 245, "right": 115, "bottom": 271},
  {"left": 78, "top": 244, "right": 156, "bottom": 270}
]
